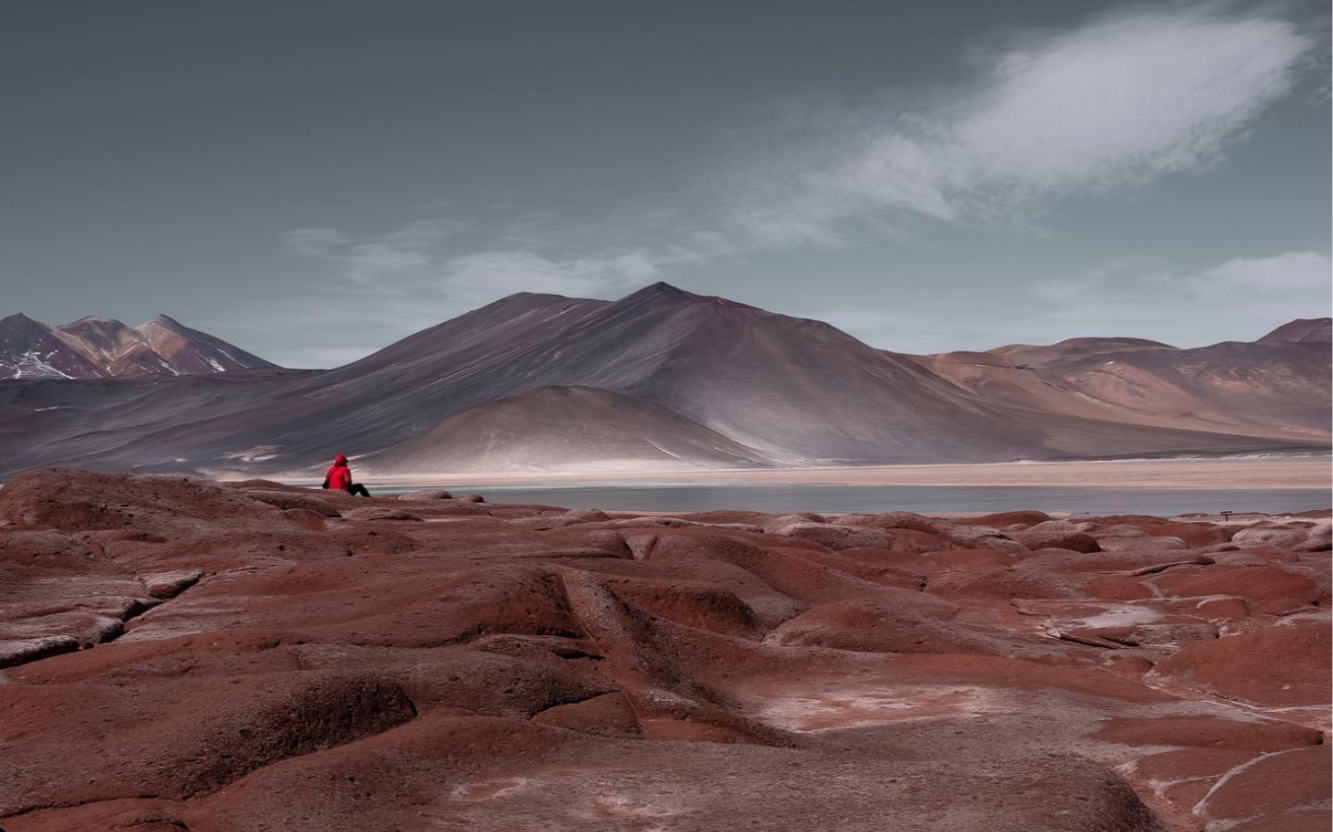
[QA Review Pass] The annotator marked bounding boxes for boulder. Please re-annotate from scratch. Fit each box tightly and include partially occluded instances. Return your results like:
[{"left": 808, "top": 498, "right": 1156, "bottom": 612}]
[
  {"left": 397, "top": 489, "right": 452, "bottom": 501},
  {"left": 562, "top": 508, "right": 610, "bottom": 524},
  {"left": 767, "top": 521, "right": 898, "bottom": 552},
  {"left": 1231, "top": 524, "right": 1322, "bottom": 550},
  {"left": 341, "top": 507, "right": 423, "bottom": 522},
  {"left": 241, "top": 490, "right": 342, "bottom": 517},
  {"left": 139, "top": 569, "right": 204, "bottom": 599},
  {"left": 1011, "top": 527, "right": 1101, "bottom": 553},
  {"left": 0, "top": 635, "right": 79, "bottom": 669}
]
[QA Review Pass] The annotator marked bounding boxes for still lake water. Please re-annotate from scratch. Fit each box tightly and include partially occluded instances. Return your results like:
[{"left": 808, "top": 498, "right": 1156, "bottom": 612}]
[{"left": 373, "top": 484, "right": 1331, "bottom": 516}]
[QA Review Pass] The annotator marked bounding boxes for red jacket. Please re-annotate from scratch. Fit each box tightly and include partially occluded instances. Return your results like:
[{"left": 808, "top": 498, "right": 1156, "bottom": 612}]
[{"left": 323, "top": 454, "right": 352, "bottom": 491}]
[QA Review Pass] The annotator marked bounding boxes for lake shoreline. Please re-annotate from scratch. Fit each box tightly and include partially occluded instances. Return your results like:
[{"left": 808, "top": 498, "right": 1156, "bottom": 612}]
[{"left": 293, "top": 456, "right": 1332, "bottom": 491}]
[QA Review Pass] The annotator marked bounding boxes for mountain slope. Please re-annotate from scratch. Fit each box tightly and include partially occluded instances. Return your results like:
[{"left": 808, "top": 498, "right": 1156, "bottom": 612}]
[
  {"left": 596, "top": 285, "right": 1045, "bottom": 462},
  {"left": 372, "top": 385, "right": 774, "bottom": 473},
  {"left": 1042, "top": 340, "right": 1331, "bottom": 438},
  {"left": 0, "top": 313, "right": 278, "bottom": 379}
]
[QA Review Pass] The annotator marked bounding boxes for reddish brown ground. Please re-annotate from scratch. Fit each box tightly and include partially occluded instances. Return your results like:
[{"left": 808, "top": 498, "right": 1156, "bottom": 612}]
[{"left": 0, "top": 469, "right": 1328, "bottom": 831}]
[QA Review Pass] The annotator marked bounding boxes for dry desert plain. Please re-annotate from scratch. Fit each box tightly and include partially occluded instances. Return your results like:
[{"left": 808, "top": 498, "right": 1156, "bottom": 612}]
[{"left": 0, "top": 465, "right": 1329, "bottom": 831}]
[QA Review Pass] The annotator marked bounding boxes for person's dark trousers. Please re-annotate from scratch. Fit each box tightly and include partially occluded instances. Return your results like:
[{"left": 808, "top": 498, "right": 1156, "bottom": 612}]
[{"left": 348, "top": 483, "right": 371, "bottom": 497}]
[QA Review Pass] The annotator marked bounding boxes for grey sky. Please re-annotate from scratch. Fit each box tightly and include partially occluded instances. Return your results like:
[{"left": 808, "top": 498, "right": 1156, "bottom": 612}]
[{"left": 3, "top": 0, "right": 1329, "bottom": 367}]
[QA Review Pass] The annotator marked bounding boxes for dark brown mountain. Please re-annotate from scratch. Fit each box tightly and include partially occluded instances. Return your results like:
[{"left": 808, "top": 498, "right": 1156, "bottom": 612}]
[
  {"left": 0, "top": 313, "right": 278, "bottom": 380},
  {"left": 0, "top": 285, "right": 1326, "bottom": 477}
]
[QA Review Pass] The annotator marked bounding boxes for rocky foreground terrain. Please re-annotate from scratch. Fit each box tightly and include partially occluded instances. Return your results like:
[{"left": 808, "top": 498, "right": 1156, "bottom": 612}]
[{"left": 0, "top": 469, "right": 1329, "bottom": 831}]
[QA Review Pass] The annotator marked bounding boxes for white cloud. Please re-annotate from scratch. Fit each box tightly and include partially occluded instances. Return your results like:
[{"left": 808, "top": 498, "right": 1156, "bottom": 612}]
[
  {"left": 284, "top": 219, "right": 473, "bottom": 290},
  {"left": 283, "top": 228, "right": 348, "bottom": 257},
  {"left": 1192, "top": 250, "right": 1333, "bottom": 294},
  {"left": 729, "top": 7, "right": 1313, "bottom": 243}
]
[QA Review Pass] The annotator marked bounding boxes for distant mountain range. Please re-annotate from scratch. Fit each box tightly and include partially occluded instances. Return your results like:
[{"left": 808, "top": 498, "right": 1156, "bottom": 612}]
[
  {"left": 0, "top": 313, "right": 277, "bottom": 379},
  {"left": 0, "top": 286, "right": 1327, "bottom": 477}
]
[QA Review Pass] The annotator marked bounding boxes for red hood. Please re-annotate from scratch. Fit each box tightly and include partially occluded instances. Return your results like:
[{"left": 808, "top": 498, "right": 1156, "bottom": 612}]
[{"left": 333, "top": 454, "right": 348, "bottom": 466}]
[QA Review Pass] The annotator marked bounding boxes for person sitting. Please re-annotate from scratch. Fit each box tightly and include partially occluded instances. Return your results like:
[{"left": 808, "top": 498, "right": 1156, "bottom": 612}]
[{"left": 322, "top": 453, "right": 370, "bottom": 497}]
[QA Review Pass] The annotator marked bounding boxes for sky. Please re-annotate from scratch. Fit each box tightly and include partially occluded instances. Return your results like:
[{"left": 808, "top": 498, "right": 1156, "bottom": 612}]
[{"left": 2, "top": 0, "right": 1329, "bottom": 367}]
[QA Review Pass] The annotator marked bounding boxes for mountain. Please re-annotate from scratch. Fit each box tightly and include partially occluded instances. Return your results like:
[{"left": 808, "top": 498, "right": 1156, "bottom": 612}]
[
  {"left": 254, "top": 282, "right": 1055, "bottom": 469},
  {"left": 0, "top": 285, "right": 1326, "bottom": 477},
  {"left": 0, "top": 313, "right": 279, "bottom": 379}
]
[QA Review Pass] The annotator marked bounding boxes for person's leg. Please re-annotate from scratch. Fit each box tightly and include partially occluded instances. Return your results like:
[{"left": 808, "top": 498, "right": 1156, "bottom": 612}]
[{"left": 349, "top": 483, "right": 371, "bottom": 497}]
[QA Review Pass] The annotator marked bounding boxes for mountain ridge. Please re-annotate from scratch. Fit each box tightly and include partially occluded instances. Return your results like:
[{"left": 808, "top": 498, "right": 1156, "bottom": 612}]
[
  {"left": 0, "top": 285, "right": 1326, "bottom": 477},
  {"left": 0, "top": 313, "right": 279, "bottom": 380}
]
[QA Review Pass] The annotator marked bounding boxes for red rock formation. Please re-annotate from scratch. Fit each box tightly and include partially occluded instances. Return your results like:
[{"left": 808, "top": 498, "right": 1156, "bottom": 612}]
[{"left": 0, "top": 469, "right": 1327, "bottom": 831}]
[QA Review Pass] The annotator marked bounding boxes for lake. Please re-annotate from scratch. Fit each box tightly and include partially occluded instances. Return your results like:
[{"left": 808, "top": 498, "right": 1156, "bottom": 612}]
[{"left": 369, "top": 483, "right": 1331, "bottom": 516}]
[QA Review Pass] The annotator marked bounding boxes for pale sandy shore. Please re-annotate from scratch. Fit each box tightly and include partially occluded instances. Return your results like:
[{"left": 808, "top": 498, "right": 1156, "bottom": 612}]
[{"left": 349, "top": 456, "right": 1332, "bottom": 490}]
